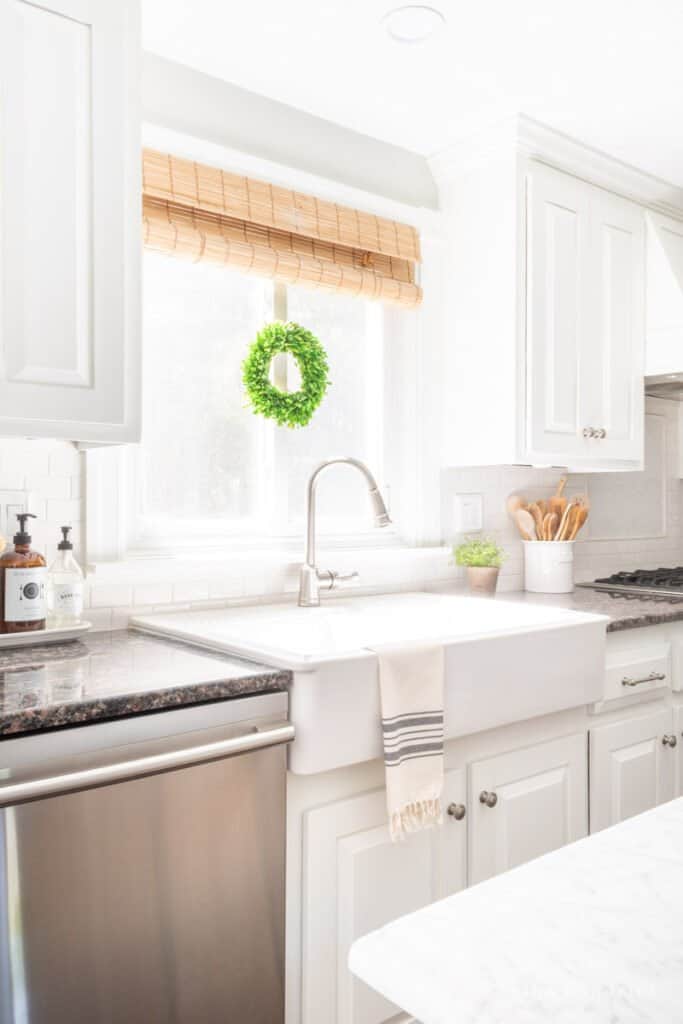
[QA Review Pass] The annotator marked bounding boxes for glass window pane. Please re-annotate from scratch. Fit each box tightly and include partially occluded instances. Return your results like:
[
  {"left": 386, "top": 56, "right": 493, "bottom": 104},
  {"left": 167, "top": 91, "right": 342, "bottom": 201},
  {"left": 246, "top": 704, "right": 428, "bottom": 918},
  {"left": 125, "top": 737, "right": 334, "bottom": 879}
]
[
  {"left": 276, "top": 286, "right": 383, "bottom": 533},
  {"left": 140, "top": 252, "right": 270, "bottom": 523}
]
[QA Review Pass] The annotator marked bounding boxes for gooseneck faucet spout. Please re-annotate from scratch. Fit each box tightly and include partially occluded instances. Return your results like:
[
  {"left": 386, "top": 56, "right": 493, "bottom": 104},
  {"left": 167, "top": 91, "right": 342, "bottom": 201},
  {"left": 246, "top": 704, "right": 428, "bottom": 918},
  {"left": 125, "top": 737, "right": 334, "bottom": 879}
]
[{"left": 298, "top": 457, "right": 392, "bottom": 608}]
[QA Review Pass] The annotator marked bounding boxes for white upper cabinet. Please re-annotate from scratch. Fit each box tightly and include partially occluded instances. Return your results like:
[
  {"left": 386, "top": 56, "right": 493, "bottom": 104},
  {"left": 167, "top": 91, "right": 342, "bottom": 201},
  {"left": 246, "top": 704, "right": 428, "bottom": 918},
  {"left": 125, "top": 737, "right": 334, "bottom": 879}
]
[
  {"left": 526, "top": 166, "right": 589, "bottom": 463},
  {"left": 435, "top": 119, "right": 648, "bottom": 471},
  {"left": 646, "top": 211, "right": 683, "bottom": 376},
  {"left": 0, "top": 0, "right": 140, "bottom": 442},
  {"left": 527, "top": 165, "right": 644, "bottom": 466}
]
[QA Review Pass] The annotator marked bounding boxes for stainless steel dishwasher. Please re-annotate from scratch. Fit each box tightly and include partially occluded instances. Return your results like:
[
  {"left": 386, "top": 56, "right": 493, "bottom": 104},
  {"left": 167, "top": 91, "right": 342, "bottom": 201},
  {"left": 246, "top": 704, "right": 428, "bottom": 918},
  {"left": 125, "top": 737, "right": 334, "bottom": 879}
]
[{"left": 0, "top": 690, "right": 292, "bottom": 1024}]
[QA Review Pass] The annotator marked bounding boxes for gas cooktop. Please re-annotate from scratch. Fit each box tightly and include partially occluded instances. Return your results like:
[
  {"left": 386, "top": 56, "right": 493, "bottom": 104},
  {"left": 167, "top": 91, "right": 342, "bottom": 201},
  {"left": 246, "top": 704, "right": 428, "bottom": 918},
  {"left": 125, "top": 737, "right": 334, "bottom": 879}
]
[{"left": 578, "top": 568, "right": 683, "bottom": 602}]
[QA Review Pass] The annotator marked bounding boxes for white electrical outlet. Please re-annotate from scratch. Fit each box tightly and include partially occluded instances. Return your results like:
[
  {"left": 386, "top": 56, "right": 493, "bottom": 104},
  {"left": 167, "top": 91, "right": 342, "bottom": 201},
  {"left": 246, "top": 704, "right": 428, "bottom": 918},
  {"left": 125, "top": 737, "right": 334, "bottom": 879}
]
[{"left": 453, "top": 493, "right": 483, "bottom": 533}]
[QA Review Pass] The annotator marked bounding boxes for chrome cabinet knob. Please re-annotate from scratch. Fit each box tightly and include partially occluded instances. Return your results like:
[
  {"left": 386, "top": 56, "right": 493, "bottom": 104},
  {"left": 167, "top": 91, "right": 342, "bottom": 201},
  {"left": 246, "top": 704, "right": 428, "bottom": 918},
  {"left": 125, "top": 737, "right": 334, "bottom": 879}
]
[
  {"left": 595, "top": 427, "right": 607, "bottom": 439},
  {"left": 662, "top": 734, "right": 677, "bottom": 748},
  {"left": 582, "top": 427, "right": 596, "bottom": 438},
  {"left": 479, "top": 790, "right": 498, "bottom": 808},
  {"left": 447, "top": 802, "right": 466, "bottom": 820}
]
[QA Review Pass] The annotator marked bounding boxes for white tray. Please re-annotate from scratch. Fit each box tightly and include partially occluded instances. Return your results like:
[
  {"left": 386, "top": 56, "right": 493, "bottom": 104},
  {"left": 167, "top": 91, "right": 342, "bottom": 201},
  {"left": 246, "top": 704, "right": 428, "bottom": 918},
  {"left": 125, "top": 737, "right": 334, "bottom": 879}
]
[{"left": 0, "top": 622, "right": 92, "bottom": 649}]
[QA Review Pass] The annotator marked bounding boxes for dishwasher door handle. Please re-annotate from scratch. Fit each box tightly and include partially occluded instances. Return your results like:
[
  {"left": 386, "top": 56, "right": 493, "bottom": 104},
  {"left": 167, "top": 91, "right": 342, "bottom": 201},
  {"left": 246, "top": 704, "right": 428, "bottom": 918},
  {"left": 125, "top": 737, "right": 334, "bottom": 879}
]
[{"left": 0, "top": 720, "right": 295, "bottom": 807}]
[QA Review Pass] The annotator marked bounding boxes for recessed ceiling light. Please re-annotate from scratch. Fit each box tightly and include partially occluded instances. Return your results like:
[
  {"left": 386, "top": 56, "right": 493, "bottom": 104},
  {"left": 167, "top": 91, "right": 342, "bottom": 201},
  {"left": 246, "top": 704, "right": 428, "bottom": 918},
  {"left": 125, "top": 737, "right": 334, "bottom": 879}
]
[{"left": 383, "top": 5, "right": 446, "bottom": 44}]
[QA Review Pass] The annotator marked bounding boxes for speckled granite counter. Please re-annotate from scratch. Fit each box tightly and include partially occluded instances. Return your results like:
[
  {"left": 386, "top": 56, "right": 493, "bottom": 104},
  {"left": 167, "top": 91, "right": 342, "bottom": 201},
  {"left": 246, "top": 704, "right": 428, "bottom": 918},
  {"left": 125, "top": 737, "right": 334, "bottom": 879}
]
[
  {"left": 0, "top": 629, "right": 290, "bottom": 738},
  {"left": 502, "top": 587, "right": 683, "bottom": 632}
]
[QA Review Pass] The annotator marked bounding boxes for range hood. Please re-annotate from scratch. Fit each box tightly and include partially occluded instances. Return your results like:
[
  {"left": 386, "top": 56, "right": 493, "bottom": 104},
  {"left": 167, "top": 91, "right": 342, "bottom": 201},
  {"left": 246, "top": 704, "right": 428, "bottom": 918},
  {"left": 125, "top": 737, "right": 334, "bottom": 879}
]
[{"left": 645, "top": 373, "right": 683, "bottom": 400}]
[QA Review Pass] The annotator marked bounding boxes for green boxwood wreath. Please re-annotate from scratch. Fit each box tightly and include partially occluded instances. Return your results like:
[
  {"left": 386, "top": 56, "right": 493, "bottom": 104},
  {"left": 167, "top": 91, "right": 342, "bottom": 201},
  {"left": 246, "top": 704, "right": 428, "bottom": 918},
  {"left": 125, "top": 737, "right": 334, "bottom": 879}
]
[{"left": 242, "top": 321, "right": 330, "bottom": 428}]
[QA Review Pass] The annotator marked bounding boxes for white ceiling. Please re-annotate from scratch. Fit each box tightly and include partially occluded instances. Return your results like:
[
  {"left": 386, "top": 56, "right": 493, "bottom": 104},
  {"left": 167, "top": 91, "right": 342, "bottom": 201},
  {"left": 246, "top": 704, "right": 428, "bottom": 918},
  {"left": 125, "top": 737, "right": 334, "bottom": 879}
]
[{"left": 142, "top": 0, "right": 683, "bottom": 185}]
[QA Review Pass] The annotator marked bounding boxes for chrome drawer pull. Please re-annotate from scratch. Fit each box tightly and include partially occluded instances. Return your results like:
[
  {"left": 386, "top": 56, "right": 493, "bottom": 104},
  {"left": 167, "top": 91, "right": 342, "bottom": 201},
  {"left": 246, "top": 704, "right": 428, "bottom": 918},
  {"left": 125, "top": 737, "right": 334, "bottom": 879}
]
[{"left": 621, "top": 671, "right": 666, "bottom": 688}]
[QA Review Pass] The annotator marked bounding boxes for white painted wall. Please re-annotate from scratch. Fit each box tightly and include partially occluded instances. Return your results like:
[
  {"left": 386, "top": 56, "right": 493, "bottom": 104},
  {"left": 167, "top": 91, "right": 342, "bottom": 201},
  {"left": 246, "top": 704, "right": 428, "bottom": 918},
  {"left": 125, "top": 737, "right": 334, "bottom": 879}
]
[{"left": 141, "top": 53, "right": 438, "bottom": 210}]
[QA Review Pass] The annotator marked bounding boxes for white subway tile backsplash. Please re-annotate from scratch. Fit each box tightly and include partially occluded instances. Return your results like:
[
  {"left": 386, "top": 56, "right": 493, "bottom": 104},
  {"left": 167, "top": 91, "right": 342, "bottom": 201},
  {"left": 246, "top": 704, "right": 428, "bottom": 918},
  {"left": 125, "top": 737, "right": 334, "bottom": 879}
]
[
  {"left": 46, "top": 498, "right": 81, "bottom": 525},
  {"left": 134, "top": 583, "right": 173, "bottom": 606},
  {"left": 90, "top": 584, "right": 134, "bottom": 608},
  {"left": 29, "top": 475, "right": 71, "bottom": 500},
  {"left": 173, "top": 581, "right": 210, "bottom": 603},
  {"left": 48, "top": 448, "right": 80, "bottom": 477}
]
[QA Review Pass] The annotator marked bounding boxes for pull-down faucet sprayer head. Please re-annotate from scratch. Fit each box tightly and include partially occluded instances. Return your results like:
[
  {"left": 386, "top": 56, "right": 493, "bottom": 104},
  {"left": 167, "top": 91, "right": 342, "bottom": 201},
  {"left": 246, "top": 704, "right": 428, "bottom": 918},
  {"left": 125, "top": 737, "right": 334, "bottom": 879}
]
[{"left": 368, "top": 486, "right": 391, "bottom": 527}]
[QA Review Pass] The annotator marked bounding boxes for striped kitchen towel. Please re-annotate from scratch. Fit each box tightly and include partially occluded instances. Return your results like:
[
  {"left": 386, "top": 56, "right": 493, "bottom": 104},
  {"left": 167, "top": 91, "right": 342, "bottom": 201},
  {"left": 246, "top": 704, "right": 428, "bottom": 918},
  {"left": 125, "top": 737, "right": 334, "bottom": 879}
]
[{"left": 371, "top": 642, "right": 445, "bottom": 841}]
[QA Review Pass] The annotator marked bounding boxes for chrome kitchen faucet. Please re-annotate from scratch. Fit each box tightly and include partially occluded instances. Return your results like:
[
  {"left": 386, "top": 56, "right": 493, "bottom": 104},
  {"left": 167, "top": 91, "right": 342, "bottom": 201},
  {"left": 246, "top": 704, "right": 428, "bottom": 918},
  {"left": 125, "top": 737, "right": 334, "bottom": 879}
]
[{"left": 298, "top": 457, "right": 392, "bottom": 607}]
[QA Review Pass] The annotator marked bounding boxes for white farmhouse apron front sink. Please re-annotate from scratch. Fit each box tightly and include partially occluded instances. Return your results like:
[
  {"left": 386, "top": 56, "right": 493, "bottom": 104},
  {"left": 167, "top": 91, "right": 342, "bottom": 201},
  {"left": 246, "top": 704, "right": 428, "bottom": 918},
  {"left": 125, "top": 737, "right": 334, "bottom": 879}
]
[{"left": 132, "top": 592, "right": 608, "bottom": 774}]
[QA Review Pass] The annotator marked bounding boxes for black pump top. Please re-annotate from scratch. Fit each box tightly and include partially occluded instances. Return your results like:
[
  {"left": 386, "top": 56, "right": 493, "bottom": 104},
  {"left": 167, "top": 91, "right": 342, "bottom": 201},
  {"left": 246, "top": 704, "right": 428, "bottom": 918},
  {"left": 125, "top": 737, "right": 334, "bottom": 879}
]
[
  {"left": 14, "top": 512, "right": 36, "bottom": 545},
  {"left": 58, "top": 526, "right": 73, "bottom": 551}
]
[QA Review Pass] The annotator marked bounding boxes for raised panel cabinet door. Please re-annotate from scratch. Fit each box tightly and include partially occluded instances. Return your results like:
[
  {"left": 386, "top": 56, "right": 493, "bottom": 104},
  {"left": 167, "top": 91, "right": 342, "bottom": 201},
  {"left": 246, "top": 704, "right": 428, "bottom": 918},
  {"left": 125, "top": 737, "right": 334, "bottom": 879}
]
[
  {"left": 302, "top": 770, "right": 465, "bottom": 1024},
  {"left": 646, "top": 211, "right": 683, "bottom": 376},
  {"left": 583, "top": 189, "right": 645, "bottom": 463},
  {"left": 468, "top": 733, "right": 588, "bottom": 886},
  {"left": 675, "top": 706, "right": 683, "bottom": 798},
  {"left": 589, "top": 707, "right": 675, "bottom": 833},
  {"left": 526, "top": 163, "right": 591, "bottom": 462},
  {"left": 0, "top": 0, "right": 140, "bottom": 442}
]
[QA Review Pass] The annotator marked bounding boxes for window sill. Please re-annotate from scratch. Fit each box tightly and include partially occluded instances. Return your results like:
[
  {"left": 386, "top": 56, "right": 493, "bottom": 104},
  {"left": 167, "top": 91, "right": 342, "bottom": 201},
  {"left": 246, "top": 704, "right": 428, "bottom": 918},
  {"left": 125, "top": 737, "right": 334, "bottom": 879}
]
[{"left": 86, "top": 544, "right": 455, "bottom": 590}]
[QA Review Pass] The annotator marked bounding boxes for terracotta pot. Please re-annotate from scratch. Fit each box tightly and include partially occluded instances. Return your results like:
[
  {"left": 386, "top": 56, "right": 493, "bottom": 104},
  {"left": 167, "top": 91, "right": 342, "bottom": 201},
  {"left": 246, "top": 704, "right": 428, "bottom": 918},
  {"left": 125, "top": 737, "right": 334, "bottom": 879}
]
[{"left": 466, "top": 566, "right": 499, "bottom": 595}]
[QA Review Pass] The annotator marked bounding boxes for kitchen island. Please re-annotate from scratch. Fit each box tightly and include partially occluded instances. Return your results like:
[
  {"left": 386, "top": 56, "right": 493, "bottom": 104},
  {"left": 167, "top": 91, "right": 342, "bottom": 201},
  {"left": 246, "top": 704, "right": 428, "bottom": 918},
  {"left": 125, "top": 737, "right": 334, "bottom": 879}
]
[{"left": 349, "top": 798, "right": 683, "bottom": 1023}]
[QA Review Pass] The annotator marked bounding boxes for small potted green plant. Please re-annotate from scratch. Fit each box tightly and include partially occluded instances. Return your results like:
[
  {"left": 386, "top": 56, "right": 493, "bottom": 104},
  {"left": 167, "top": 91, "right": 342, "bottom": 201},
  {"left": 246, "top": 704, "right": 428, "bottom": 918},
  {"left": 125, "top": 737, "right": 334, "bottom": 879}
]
[{"left": 453, "top": 537, "right": 506, "bottom": 595}]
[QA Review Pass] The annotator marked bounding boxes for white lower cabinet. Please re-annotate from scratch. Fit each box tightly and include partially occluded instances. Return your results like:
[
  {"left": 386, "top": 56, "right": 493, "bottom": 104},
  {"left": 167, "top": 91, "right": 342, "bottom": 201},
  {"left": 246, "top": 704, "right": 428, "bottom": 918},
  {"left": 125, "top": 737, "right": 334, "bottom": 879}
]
[
  {"left": 302, "top": 768, "right": 466, "bottom": 1024},
  {"left": 589, "top": 707, "right": 676, "bottom": 832},
  {"left": 675, "top": 706, "right": 683, "bottom": 798},
  {"left": 468, "top": 733, "right": 588, "bottom": 885}
]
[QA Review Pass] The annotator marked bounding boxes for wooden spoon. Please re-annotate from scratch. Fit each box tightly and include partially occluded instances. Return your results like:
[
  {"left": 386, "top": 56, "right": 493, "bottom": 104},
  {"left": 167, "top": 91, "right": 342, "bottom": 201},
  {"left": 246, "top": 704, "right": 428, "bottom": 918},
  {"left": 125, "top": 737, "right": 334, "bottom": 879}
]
[
  {"left": 548, "top": 476, "right": 568, "bottom": 521},
  {"left": 568, "top": 505, "right": 588, "bottom": 540},
  {"left": 542, "top": 512, "right": 558, "bottom": 541},
  {"left": 554, "top": 500, "right": 576, "bottom": 541},
  {"left": 515, "top": 508, "right": 537, "bottom": 541},
  {"left": 506, "top": 494, "right": 527, "bottom": 521},
  {"left": 527, "top": 502, "right": 544, "bottom": 540}
]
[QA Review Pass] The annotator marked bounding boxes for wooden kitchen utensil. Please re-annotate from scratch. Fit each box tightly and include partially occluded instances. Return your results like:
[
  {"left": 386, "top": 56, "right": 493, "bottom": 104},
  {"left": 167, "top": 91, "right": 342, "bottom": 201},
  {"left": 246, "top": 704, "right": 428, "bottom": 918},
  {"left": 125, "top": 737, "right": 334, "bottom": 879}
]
[
  {"left": 527, "top": 502, "right": 544, "bottom": 540},
  {"left": 568, "top": 504, "right": 588, "bottom": 540},
  {"left": 554, "top": 500, "right": 577, "bottom": 541},
  {"left": 506, "top": 494, "right": 527, "bottom": 521},
  {"left": 515, "top": 508, "right": 537, "bottom": 541},
  {"left": 548, "top": 476, "right": 568, "bottom": 520},
  {"left": 542, "top": 512, "right": 558, "bottom": 540}
]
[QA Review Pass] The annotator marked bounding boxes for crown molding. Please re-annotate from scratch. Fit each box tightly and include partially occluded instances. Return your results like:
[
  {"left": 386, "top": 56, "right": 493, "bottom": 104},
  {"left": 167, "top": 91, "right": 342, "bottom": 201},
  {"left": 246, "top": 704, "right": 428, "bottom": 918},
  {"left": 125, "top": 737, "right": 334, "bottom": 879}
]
[{"left": 429, "top": 114, "right": 683, "bottom": 219}]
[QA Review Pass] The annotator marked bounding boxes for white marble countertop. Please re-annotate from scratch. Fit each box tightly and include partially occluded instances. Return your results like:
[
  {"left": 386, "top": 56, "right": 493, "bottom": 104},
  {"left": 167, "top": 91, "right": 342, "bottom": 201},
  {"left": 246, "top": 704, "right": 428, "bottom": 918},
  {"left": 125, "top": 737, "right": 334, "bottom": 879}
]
[{"left": 349, "top": 799, "right": 683, "bottom": 1023}]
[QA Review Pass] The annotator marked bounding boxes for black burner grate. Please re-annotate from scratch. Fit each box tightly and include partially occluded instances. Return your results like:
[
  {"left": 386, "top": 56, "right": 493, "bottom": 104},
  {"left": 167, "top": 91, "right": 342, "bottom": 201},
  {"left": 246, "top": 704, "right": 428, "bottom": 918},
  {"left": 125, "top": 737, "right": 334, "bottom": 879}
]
[{"left": 595, "top": 568, "right": 683, "bottom": 591}]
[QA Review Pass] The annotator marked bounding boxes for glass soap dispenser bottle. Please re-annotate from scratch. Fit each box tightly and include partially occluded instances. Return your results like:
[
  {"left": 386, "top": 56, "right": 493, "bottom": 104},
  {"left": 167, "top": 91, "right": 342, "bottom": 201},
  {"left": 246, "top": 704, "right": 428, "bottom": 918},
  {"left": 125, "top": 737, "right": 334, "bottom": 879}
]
[
  {"left": 48, "top": 526, "right": 84, "bottom": 627},
  {"left": 0, "top": 513, "right": 47, "bottom": 633}
]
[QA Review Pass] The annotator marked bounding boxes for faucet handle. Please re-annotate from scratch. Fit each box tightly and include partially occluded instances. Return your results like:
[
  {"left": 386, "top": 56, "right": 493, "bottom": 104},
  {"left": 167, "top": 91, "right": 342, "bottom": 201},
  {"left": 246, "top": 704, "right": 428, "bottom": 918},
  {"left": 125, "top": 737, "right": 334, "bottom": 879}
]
[{"left": 317, "top": 569, "right": 360, "bottom": 591}]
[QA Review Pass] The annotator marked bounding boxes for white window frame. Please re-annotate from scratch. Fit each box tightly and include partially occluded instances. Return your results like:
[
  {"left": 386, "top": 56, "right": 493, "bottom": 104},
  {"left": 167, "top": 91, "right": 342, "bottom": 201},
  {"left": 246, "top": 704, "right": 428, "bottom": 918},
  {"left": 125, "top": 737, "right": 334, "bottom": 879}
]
[{"left": 87, "top": 276, "right": 402, "bottom": 561}]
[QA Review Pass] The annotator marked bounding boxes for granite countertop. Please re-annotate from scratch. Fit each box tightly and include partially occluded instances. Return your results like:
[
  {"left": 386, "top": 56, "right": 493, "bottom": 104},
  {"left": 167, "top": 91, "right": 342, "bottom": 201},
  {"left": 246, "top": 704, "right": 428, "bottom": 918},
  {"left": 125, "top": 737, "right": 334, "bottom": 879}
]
[
  {"left": 0, "top": 629, "right": 290, "bottom": 738},
  {"left": 503, "top": 586, "right": 683, "bottom": 632},
  {"left": 350, "top": 798, "right": 683, "bottom": 1024}
]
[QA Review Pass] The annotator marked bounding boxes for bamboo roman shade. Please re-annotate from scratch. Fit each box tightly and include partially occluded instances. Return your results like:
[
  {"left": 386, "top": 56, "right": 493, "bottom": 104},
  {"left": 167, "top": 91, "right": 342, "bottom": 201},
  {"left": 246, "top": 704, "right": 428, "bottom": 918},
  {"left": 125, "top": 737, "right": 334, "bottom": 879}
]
[{"left": 142, "top": 149, "right": 422, "bottom": 308}]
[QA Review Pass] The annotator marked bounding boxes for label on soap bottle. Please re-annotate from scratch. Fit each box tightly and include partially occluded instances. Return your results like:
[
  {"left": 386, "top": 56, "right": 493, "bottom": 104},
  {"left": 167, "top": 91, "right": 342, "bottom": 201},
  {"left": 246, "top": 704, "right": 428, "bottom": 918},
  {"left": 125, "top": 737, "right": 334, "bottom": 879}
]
[
  {"left": 52, "top": 582, "right": 83, "bottom": 618},
  {"left": 4, "top": 568, "right": 47, "bottom": 622}
]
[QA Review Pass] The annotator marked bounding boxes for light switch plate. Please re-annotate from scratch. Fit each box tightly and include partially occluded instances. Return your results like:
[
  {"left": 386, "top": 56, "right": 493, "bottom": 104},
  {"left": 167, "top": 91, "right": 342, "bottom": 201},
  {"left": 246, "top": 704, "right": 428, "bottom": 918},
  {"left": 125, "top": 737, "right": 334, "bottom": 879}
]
[{"left": 453, "top": 493, "right": 483, "bottom": 533}]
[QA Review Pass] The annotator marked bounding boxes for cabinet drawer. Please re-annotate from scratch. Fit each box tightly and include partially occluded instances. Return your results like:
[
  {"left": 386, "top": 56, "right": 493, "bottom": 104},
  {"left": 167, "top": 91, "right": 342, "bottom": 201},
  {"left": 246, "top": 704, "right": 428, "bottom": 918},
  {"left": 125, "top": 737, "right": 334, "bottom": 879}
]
[{"left": 596, "top": 643, "right": 671, "bottom": 711}]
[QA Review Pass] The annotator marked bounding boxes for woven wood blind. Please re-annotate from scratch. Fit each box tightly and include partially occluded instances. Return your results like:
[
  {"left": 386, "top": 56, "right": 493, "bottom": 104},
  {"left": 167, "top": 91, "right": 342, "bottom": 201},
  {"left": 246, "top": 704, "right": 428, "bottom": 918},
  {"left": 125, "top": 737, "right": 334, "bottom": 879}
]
[{"left": 142, "top": 149, "right": 422, "bottom": 308}]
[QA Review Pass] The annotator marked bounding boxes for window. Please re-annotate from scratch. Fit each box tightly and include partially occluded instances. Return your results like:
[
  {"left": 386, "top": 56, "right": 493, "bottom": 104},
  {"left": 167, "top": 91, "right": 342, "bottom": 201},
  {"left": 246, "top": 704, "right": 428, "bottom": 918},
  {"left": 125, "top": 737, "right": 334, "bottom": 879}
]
[{"left": 125, "top": 251, "right": 403, "bottom": 552}]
